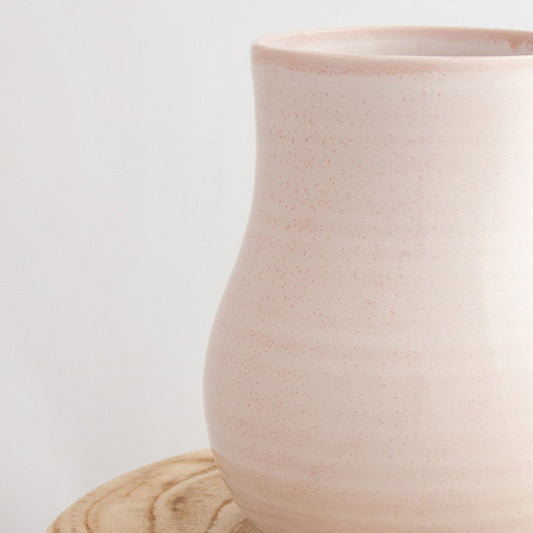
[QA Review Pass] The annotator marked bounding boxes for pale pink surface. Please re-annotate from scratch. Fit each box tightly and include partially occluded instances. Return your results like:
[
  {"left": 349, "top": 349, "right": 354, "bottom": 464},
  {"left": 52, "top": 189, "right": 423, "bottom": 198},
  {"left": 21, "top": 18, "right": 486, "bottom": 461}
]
[{"left": 204, "top": 27, "right": 533, "bottom": 532}]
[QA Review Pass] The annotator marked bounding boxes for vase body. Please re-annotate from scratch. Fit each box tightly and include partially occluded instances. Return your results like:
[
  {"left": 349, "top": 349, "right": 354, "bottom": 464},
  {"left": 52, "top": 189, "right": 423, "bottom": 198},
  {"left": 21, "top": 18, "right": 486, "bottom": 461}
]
[{"left": 204, "top": 27, "right": 533, "bottom": 532}]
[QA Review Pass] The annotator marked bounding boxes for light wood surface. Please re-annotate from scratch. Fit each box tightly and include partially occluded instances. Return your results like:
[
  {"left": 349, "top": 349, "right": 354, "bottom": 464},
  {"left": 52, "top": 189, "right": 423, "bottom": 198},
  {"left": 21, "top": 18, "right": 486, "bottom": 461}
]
[{"left": 46, "top": 449, "right": 259, "bottom": 532}]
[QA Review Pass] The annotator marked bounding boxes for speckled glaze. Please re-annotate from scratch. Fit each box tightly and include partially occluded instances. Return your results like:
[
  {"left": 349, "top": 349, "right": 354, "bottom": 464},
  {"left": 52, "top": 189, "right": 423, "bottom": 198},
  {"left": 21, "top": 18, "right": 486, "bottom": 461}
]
[{"left": 203, "top": 27, "right": 533, "bottom": 532}]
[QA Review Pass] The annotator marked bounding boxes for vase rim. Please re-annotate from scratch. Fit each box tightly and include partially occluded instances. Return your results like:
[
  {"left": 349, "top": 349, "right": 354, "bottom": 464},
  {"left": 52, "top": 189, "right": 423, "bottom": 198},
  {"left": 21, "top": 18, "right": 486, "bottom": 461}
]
[{"left": 252, "top": 26, "right": 533, "bottom": 74}]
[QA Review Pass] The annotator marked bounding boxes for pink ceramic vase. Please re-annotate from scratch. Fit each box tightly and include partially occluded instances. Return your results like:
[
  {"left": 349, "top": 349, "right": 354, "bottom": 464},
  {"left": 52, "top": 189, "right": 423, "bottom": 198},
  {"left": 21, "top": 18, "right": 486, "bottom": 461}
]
[{"left": 204, "top": 27, "right": 533, "bottom": 532}]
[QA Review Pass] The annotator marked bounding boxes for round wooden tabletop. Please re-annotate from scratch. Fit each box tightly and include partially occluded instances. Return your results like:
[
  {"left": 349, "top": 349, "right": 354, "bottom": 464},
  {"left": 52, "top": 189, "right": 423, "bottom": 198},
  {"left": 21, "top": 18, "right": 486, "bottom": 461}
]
[{"left": 46, "top": 449, "right": 260, "bottom": 532}]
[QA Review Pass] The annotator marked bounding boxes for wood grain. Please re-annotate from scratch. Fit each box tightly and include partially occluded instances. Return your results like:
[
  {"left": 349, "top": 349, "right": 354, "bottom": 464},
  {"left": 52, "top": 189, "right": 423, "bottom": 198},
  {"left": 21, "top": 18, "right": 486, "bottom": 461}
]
[{"left": 46, "top": 449, "right": 260, "bottom": 533}]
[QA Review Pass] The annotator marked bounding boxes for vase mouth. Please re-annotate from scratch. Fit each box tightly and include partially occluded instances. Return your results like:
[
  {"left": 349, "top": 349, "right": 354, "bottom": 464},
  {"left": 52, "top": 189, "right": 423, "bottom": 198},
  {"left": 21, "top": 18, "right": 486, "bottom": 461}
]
[{"left": 252, "top": 26, "right": 533, "bottom": 73}]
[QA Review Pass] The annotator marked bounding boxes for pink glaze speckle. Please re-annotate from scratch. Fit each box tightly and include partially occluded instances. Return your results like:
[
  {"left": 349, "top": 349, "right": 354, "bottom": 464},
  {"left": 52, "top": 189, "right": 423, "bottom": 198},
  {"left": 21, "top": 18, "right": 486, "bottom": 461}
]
[{"left": 204, "top": 26, "right": 533, "bottom": 532}]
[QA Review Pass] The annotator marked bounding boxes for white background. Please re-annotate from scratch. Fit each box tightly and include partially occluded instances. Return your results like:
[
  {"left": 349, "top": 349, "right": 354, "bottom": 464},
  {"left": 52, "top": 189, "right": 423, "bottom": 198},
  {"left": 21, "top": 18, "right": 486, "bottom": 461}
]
[{"left": 1, "top": 1, "right": 532, "bottom": 531}]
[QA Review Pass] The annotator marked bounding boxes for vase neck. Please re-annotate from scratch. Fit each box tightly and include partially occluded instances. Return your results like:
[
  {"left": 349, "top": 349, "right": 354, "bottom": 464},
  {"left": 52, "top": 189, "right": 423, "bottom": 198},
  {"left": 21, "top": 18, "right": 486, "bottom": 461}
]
[{"left": 250, "top": 60, "right": 533, "bottom": 239}]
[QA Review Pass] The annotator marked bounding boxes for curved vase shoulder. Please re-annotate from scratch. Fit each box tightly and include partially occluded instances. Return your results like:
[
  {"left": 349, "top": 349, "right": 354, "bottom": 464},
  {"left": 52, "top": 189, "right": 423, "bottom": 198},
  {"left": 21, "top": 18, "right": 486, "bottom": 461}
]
[{"left": 204, "top": 26, "right": 533, "bottom": 532}]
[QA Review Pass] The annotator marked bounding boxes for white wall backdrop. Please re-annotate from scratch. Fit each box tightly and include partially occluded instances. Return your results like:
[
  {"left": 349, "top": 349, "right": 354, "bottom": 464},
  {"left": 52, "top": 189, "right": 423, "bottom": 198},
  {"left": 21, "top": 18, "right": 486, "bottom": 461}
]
[{"left": 1, "top": 1, "right": 532, "bottom": 531}]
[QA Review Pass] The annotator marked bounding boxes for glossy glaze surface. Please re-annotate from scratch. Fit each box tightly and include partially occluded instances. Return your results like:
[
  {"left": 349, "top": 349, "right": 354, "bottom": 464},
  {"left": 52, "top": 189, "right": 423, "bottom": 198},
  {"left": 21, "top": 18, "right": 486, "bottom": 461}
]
[{"left": 204, "top": 27, "right": 533, "bottom": 532}]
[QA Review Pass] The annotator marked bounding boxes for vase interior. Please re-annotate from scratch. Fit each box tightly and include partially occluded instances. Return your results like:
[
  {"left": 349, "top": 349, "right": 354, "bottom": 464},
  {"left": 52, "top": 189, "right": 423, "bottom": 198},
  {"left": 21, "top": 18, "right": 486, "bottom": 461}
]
[{"left": 257, "top": 27, "right": 533, "bottom": 57}]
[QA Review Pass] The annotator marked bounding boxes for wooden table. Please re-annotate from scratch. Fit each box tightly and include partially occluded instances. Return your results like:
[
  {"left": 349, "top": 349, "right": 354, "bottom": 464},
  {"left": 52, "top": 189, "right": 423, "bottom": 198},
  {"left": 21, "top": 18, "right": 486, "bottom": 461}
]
[{"left": 46, "top": 449, "right": 259, "bottom": 532}]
